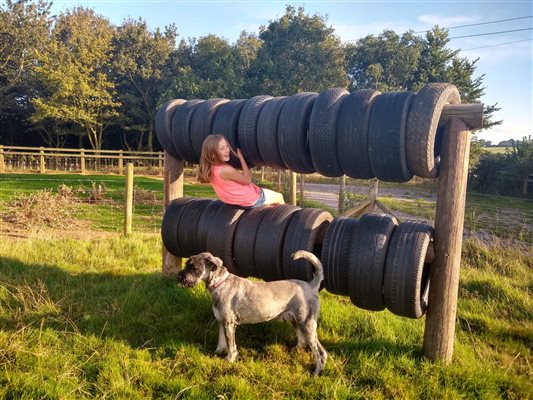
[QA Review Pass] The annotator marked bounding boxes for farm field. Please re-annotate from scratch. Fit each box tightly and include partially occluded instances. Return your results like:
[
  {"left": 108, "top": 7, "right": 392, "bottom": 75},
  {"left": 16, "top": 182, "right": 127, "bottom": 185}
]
[{"left": 0, "top": 172, "right": 532, "bottom": 398}]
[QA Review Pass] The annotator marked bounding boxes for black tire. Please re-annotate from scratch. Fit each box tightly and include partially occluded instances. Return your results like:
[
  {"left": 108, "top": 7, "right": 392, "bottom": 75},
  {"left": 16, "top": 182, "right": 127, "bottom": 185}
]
[
  {"left": 337, "top": 90, "right": 380, "bottom": 179},
  {"left": 238, "top": 95, "right": 273, "bottom": 166},
  {"left": 309, "top": 88, "right": 349, "bottom": 177},
  {"left": 190, "top": 98, "right": 229, "bottom": 164},
  {"left": 155, "top": 99, "right": 186, "bottom": 159},
  {"left": 383, "top": 221, "right": 434, "bottom": 319},
  {"left": 197, "top": 200, "right": 225, "bottom": 250},
  {"left": 254, "top": 205, "right": 300, "bottom": 281},
  {"left": 348, "top": 214, "right": 398, "bottom": 311},
  {"left": 212, "top": 99, "right": 247, "bottom": 168},
  {"left": 321, "top": 217, "right": 359, "bottom": 295},
  {"left": 171, "top": 99, "right": 204, "bottom": 164},
  {"left": 205, "top": 204, "right": 245, "bottom": 275},
  {"left": 282, "top": 208, "right": 333, "bottom": 281},
  {"left": 233, "top": 206, "right": 271, "bottom": 277},
  {"left": 257, "top": 97, "right": 289, "bottom": 170},
  {"left": 161, "top": 197, "right": 194, "bottom": 257},
  {"left": 278, "top": 92, "right": 318, "bottom": 174},
  {"left": 406, "top": 83, "right": 461, "bottom": 178},
  {"left": 176, "top": 199, "right": 213, "bottom": 257},
  {"left": 368, "top": 92, "right": 414, "bottom": 182}
]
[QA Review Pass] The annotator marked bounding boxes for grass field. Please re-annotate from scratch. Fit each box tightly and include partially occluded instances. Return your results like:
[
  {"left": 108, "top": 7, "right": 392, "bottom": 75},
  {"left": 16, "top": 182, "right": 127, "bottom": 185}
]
[
  {"left": 0, "top": 172, "right": 532, "bottom": 398},
  {"left": 483, "top": 146, "right": 509, "bottom": 154}
]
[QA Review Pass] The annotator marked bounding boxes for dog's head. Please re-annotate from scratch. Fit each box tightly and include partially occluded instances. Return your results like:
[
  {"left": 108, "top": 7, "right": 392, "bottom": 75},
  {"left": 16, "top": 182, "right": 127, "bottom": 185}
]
[{"left": 177, "top": 252, "right": 225, "bottom": 288}]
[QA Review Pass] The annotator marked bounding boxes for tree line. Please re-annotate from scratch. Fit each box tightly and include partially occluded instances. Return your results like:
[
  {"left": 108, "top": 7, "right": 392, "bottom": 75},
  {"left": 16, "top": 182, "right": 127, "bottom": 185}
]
[{"left": 1, "top": 1, "right": 501, "bottom": 153}]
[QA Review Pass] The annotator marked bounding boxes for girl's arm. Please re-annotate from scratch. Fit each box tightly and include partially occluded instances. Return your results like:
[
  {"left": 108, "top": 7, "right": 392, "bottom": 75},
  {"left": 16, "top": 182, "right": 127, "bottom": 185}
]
[{"left": 219, "top": 149, "right": 252, "bottom": 185}]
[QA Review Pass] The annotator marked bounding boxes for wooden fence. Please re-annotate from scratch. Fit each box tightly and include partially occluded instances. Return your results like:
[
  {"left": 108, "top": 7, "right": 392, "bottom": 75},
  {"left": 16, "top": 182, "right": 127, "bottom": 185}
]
[{"left": 0, "top": 145, "right": 164, "bottom": 175}]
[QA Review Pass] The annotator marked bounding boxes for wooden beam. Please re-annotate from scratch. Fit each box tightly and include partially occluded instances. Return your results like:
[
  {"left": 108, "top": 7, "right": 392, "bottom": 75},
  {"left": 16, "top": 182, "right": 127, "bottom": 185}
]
[
  {"left": 423, "top": 117, "right": 471, "bottom": 363},
  {"left": 162, "top": 151, "right": 184, "bottom": 277},
  {"left": 440, "top": 103, "right": 484, "bottom": 130}
]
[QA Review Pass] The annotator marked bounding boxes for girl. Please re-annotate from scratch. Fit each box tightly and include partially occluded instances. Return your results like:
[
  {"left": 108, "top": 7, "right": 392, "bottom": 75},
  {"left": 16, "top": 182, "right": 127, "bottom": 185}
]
[{"left": 198, "top": 134, "right": 285, "bottom": 208}]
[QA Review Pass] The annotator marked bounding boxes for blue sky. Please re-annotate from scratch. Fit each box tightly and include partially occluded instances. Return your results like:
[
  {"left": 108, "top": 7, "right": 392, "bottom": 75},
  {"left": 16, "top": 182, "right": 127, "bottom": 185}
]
[{"left": 50, "top": 0, "right": 532, "bottom": 144}]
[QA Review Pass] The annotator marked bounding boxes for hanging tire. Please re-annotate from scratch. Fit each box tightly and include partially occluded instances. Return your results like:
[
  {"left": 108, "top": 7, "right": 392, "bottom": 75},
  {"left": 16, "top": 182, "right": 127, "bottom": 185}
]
[
  {"left": 383, "top": 221, "right": 434, "bottom": 319},
  {"left": 406, "top": 83, "right": 461, "bottom": 178},
  {"left": 254, "top": 205, "right": 300, "bottom": 281},
  {"left": 337, "top": 90, "right": 380, "bottom": 179},
  {"left": 212, "top": 99, "right": 247, "bottom": 168},
  {"left": 155, "top": 99, "right": 186, "bottom": 159},
  {"left": 176, "top": 199, "right": 213, "bottom": 257},
  {"left": 278, "top": 92, "right": 317, "bottom": 174},
  {"left": 171, "top": 99, "right": 204, "bottom": 164},
  {"left": 197, "top": 200, "right": 225, "bottom": 250},
  {"left": 238, "top": 95, "right": 273, "bottom": 166},
  {"left": 368, "top": 91, "right": 414, "bottom": 182},
  {"left": 233, "top": 206, "right": 271, "bottom": 277},
  {"left": 190, "top": 98, "right": 229, "bottom": 163},
  {"left": 282, "top": 208, "right": 333, "bottom": 282},
  {"left": 161, "top": 197, "right": 194, "bottom": 257},
  {"left": 320, "top": 217, "right": 359, "bottom": 295},
  {"left": 205, "top": 204, "right": 245, "bottom": 275},
  {"left": 309, "top": 88, "right": 349, "bottom": 177},
  {"left": 257, "top": 96, "right": 289, "bottom": 170},
  {"left": 348, "top": 214, "right": 398, "bottom": 311}
]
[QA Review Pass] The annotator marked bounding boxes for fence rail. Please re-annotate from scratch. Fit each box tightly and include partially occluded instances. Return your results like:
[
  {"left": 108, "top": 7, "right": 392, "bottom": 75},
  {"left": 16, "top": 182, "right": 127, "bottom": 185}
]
[{"left": 0, "top": 145, "right": 164, "bottom": 175}]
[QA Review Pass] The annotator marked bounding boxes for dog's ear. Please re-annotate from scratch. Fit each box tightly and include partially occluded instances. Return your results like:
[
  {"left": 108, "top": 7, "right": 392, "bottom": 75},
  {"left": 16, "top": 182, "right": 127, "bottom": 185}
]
[{"left": 205, "top": 253, "right": 224, "bottom": 270}]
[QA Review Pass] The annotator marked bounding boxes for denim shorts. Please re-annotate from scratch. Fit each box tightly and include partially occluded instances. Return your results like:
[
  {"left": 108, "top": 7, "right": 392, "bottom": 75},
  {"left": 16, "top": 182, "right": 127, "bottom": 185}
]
[{"left": 250, "top": 188, "right": 266, "bottom": 208}]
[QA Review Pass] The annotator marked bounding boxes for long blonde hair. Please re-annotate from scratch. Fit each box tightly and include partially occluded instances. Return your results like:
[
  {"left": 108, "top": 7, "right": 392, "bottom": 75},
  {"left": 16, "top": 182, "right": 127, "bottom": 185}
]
[{"left": 197, "top": 134, "right": 228, "bottom": 183}]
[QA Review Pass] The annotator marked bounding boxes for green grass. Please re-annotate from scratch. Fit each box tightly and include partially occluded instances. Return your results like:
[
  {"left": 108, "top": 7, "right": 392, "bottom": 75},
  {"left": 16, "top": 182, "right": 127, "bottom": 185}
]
[
  {"left": 0, "top": 235, "right": 531, "bottom": 398},
  {"left": 483, "top": 147, "right": 509, "bottom": 154}
]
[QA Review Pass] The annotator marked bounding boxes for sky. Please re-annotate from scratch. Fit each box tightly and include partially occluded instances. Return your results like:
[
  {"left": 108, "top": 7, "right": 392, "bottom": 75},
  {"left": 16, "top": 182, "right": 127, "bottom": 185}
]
[{"left": 50, "top": 0, "right": 533, "bottom": 144}]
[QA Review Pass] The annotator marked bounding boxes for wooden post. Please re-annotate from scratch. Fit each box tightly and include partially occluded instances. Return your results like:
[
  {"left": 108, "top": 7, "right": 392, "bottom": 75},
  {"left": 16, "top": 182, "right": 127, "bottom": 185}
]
[
  {"left": 338, "top": 175, "right": 346, "bottom": 214},
  {"left": 162, "top": 151, "right": 184, "bottom": 277},
  {"left": 277, "top": 170, "right": 282, "bottom": 192},
  {"left": 0, "top": 145, "right": 4, "bottom": 173},
  {"left": 80, "top": 149, "right": 86, "bottom": 174},
  {"left": 118, "top": 150, "right": 124, "bottom": 175},
  {"left": 39, "top": 147, "right": 45, "bottom": 173},
  {"left": 299, "top": 174, "right": 305, "bottom": 207},
  {"left": 124, "top": 163, "right": 134, "bottom": 236},
  {"left": 290, "top": 171, "right": 297, "bottom": 206},
  {"left": 158, "top": 152, "right": 163, "bottom": 176},
  {"left": 423, "top": 118, "right": 471, "bottom": 363}
]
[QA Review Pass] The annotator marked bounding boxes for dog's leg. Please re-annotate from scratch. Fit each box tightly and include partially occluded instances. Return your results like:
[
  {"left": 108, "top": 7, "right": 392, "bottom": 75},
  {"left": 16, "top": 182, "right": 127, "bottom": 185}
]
[
  {"left": 223, "top": 321, "right": 238, "bottom": 362},
  {"left": 300, "top": 321, "right": 326, "bottom": 376},
  {"left": 215, "top": 323, "right": 227, "bottom": 355}
]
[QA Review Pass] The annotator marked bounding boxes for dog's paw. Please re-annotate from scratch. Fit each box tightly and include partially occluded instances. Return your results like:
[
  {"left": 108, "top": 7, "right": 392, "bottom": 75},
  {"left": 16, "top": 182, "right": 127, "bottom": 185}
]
[{"left": 225, "top": 352, "right": 238, "bottom": 362}]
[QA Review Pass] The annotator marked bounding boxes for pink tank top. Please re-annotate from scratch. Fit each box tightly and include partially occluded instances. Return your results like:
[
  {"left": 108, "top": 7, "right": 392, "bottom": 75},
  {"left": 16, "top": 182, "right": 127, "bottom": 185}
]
[{"left": 210, "top": 164, "right": 261, "bottom": 207}]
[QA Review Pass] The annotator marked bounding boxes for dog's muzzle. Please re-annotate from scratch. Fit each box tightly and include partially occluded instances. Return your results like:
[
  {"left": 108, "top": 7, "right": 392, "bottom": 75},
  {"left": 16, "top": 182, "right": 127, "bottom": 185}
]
[{"left": 177, "top": 271, "right": 198, "bottom": 288}]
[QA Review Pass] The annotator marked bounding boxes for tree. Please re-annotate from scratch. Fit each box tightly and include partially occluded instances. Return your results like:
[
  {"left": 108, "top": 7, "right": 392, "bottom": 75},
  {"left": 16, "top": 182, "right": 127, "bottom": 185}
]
[
  {"left": 0, "top": 0, "right": 52, "bottom": 144},
  {"left": 345, "top": 30, "right": 422, "bottom": 92},
  {"left": 112, "top": 18, "right": 177, "bottom": 151},
  {"left": 31, "top": 7, "right": 118, "bottom": 150},
  {"left": 233, "top": 31, "right": 262, "bottom": 98},
  {"left": 249, "top": 6, "right": 348, "bottom": 95}
]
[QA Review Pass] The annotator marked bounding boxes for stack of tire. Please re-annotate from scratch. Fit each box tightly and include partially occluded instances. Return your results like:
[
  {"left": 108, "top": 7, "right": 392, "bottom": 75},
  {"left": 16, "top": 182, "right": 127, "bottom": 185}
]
[
  {"left": 161, "top": 198, "right": 333, "bottom": 282},
  {"left": 155, "top": 83, "right": 460, "bottom": 181},
  {"left": 321, "top": 215, "right": 433, "bottom": 319}
]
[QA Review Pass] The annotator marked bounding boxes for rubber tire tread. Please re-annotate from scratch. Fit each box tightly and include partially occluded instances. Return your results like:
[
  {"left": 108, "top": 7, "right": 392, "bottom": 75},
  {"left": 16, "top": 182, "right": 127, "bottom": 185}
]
[
  {"left": 383, "top": 221, "right": 433, "bottom": 318},
  {"left": 205, "top": 204, "right": 245, "bottom": 275},
  {"left": 197, "top": 200, "right": 225, "bottom": 251},
  {"left": 212, "top": 99, "right": 247, "bottom": 168},
  {"left": 337, "top": 90, "right": 380, "bottom": 179},
  {"left": 282, "top": 208, "right": 333, "bottom": 281},
  {"left": 257, "top": 97, "right": 289, "bottom": 170},
  {"left": 161, "top": 197, "right": 194, "bottom": 257},
  {"left": 190, "top": 98, "right": 229, "bottom": 163},
  {"left": 238, "top": 95, "right": 272, "bottom": 166},
  {"left": 176, "top": 199, "right": 213, "bottom": 257},
  {"left": 348, "top": 214, "right": 398, "bottom": 311},
  {"left": 155, "top": 99, "right": 186, "bottom": 159},
  {"left": 233, "top": 206, "right": 270, "bottom": 278},
  {"left": 254, "top": 205, "right": 300, "bottom": 281},
  {"left": 278, "top": 92, "right": 318, "bottom": 173},
  {"left": 171, "top": 99, "right": 204, "bottom": 163},
  {"left": 368, "top": 91, "right": 414, "bottom": 182},
  {"left": 309, "top": 88, "right": 349, "bottom": 177},
  {"left": 406, "top": 83, "right": 461, "bottom": 178}
]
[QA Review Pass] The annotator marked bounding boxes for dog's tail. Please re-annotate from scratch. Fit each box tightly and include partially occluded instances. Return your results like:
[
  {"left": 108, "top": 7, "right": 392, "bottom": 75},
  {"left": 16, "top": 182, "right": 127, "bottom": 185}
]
[{"left": 291, "top": 250, "right": 324, "bottom": 291}]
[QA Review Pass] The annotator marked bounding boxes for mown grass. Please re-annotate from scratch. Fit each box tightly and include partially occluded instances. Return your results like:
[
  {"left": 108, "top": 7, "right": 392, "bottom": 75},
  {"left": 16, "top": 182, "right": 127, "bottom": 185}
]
[{"left": 0, "top": 235, "right": 531, "bottom": 398}]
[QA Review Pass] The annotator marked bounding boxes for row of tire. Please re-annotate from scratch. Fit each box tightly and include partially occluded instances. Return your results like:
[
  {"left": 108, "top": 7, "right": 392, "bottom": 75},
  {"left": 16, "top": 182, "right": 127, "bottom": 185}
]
[
  {"left": 162, "top": 198, "right": 433, "bottom": 318},
  {"left": 155, "top": 83, "right": 460, "bottom": 181}
]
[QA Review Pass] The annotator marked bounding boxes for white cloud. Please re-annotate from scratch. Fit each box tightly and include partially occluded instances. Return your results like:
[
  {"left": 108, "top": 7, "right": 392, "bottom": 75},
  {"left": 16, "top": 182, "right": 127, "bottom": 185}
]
[{"left": 417, "top": 14, "right": 479, "bottom": 28}]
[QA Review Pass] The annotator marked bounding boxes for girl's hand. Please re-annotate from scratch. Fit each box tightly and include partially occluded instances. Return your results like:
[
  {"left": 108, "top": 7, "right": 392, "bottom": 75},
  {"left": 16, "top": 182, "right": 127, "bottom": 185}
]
[{"left": 236, "top": 148, "right": 245, "bottom": 160}]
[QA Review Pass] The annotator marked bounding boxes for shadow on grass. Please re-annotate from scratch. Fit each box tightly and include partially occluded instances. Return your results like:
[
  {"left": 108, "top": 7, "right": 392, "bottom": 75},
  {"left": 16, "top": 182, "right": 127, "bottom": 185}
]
[{"left": 0, "top": 256, "right": 419, "bottom": 360}]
